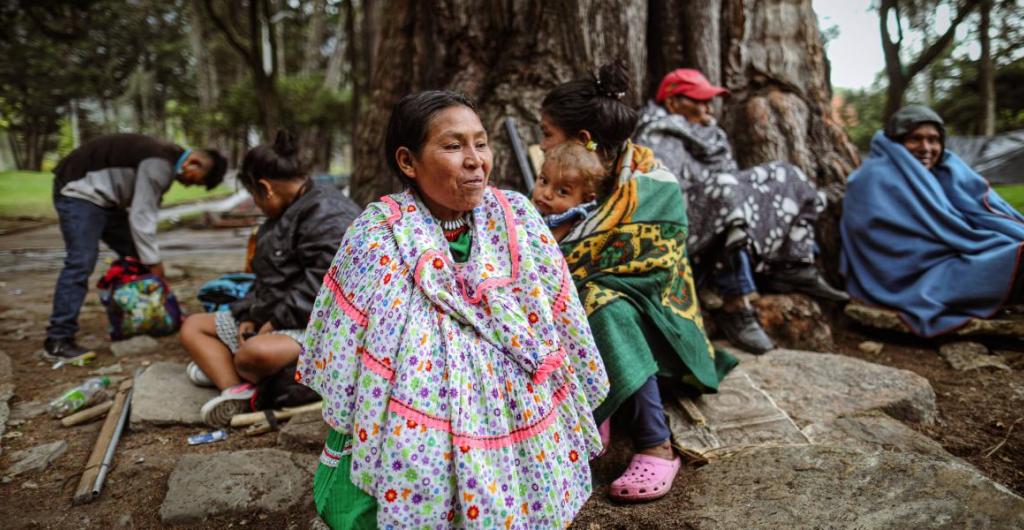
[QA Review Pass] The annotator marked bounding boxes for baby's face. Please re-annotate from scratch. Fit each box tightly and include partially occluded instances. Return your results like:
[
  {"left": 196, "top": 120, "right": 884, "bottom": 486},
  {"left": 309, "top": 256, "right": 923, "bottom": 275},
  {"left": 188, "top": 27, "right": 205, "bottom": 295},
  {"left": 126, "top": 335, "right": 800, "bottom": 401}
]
[{"left": 532, "top": 161, "right": 592, "bottom": 216}]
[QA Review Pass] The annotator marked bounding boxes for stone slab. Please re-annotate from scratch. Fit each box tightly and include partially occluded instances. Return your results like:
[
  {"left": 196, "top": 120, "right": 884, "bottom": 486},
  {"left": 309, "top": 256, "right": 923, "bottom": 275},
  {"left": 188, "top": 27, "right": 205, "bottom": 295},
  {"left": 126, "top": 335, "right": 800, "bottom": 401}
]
[
  {"left": 938, "top": 341, "right": 1010, "bottom": 371},
  {"left": 665, "top": 372, "right": 808, "bottom": 460},
  {"left": 803, "top": 412, "right": 957, "bottom": 463},
  {"left": 729, "top": 347, "right": 937, "bottom": 426},
  {"left": 110, "top": 335, "right": 160, "bottom": 357},
  {"left": 4, "top": 440, "right": 67, "bottom": 477},
  {"left": 673, "top": 445, "right": 1024, "bottom": 529},
  {"left": 846, "top": 302, "right": 1024, "bottom": 338},
  {"left": 159, "top": 449, "right": 316, "bottom": 525},
  {"left": 277, "top": 411, "right": 329, "bottom": 451},
  {"left": 130, "top": 362, "right": 218, "bottom": 428}
]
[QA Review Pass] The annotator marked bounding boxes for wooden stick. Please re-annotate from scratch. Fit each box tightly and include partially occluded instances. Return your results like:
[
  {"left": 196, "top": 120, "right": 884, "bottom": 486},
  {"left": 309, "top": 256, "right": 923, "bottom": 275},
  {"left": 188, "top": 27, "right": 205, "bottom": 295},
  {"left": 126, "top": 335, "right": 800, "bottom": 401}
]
[
  {"left": 73, "top": 379, "right": 133, "bottom": 505},
  {"left": 61, "top": 401, "right": 114, "bottom": 427},
  {"left": 229, "top": 401, "right": 322, "bottom": 428}
]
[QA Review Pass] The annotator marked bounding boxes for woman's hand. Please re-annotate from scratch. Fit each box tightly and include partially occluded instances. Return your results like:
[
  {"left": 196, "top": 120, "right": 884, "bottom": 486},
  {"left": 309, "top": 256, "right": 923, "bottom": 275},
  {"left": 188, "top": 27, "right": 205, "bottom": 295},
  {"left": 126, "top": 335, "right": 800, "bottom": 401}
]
[
  {"left": 238, "top": 320, "right": 256, "bottom": 343},
  {"left": 258, "top": 320, "right": 275, "bottom": 335}
]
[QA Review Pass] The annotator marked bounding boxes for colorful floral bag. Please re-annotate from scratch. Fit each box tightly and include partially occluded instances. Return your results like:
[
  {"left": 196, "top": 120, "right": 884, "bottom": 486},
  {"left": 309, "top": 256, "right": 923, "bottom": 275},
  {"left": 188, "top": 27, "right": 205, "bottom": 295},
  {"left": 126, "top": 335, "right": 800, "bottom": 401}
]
[{"left": 97, "top": 257, "right": 183, "bottom": 340}]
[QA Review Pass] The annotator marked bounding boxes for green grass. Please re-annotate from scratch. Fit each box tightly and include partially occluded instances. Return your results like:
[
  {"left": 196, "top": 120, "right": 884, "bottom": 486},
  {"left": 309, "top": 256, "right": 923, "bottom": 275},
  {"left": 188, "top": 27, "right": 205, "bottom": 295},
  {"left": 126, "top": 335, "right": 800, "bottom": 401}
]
[
  {"left": 994, "top": 184, "right": 1024, "bottom": 214},
  {"left": 0, "top": 170, "right": 232, "bottom": 219}
]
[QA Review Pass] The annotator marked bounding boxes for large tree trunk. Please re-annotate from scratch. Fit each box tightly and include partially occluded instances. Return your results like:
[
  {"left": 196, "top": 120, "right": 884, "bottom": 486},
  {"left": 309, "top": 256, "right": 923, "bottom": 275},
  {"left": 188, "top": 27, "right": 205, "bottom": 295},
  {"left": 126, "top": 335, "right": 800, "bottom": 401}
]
[
  {"left": 349, "top": 0, "right": 647, "bottom": 206},
  {"left": 648, "top": 0, "right": 859, "bottom": 279}
]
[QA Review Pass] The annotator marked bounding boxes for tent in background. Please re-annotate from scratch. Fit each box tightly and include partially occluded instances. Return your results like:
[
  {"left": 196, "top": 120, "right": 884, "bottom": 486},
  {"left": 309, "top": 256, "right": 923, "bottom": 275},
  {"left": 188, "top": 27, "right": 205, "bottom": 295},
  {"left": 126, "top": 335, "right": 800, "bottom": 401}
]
[{"left": 946, "top": 130, "right": 1024, "bottom": 185}]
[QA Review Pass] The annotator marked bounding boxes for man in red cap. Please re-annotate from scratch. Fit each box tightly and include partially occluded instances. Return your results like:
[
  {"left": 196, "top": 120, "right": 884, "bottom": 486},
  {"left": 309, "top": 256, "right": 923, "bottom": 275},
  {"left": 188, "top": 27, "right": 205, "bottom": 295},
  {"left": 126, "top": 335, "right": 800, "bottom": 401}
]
[{"left": 635, "top": 68, "right": 847, "bottom": 355}]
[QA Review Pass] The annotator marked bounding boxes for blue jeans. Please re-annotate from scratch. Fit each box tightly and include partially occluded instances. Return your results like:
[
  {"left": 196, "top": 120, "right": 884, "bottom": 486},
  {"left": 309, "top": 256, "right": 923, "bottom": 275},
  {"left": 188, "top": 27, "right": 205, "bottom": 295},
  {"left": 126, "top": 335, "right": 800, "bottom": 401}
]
[
  {"left": 712, "top": 248, "right": 757, "bottom": 298},
  {"left": 618, "top": 375, "right": 671, "bottom": 450},
  {"left": 47, "top": 196, "right": 137, "bottom": 340}
]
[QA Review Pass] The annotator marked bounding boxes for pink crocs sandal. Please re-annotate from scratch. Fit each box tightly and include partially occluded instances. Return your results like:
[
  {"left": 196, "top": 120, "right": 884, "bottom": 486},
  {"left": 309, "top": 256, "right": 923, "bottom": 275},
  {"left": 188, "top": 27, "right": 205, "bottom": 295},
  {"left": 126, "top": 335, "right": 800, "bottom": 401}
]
[{"left": 610, "top": 453, "right": 681, "bottom": 502}]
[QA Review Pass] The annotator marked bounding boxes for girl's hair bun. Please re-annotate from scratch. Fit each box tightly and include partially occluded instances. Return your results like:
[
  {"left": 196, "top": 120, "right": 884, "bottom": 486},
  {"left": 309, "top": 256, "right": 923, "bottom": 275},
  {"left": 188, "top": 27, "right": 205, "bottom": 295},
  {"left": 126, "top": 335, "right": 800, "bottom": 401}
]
[
  {"left": 273, "top": 130, "right": 298, "bottom": 157},
  {"left": 595, "top": 62, "right": 630, "bottom": 100}
]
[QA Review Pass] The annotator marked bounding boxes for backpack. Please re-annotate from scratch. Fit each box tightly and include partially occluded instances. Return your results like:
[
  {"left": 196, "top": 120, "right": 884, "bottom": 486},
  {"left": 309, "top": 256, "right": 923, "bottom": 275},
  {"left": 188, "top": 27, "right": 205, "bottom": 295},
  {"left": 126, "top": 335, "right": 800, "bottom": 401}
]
[
  {"left": 196, "top": 273, "right": 257, "bottom": 313},
  {"left": 97, "top": 257, "right": 183, "bottom": 341},
  {"left": 253, "top": 361, "right": 319, "bottom": 410}
]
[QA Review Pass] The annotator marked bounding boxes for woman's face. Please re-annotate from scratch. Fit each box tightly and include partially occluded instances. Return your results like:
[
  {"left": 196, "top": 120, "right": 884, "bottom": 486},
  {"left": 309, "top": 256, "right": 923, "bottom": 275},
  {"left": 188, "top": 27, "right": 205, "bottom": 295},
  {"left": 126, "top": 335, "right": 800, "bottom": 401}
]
[
  {"left": 539, "top": 113, "right": 571, "bottom": 152},
  {"left": 398, "top": 105, "right": 492, "bottom": 220},
  {"left": 666, "top": 95, "right": 713, "bottom": 125},
  {"left": 901, "top": 124, "right": 943, "bottom": 170}
]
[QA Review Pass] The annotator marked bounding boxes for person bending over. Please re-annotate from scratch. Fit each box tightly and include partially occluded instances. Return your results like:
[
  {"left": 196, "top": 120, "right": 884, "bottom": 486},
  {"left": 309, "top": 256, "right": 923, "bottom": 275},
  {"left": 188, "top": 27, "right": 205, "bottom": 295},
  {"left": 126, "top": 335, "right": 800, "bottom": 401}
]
[
  {"left": 179, "top": 131, "right": 359, "bottom": 427},
  {"left": 44, "top": 133, "right": 226, "bottom": 361}
]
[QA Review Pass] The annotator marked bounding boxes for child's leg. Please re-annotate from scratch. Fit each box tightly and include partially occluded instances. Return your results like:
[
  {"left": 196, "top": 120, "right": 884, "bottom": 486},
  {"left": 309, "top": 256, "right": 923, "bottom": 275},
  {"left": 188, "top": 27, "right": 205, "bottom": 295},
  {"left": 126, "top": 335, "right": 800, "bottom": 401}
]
[
  {"left": 179, "top": 313, "right": 241, "bottom": 390},
  {"left": 234, "top": 335, "right": 301, "bottom": 384},
  {"left": 621, "top": 375, "right": 673, "bottom": 458}
]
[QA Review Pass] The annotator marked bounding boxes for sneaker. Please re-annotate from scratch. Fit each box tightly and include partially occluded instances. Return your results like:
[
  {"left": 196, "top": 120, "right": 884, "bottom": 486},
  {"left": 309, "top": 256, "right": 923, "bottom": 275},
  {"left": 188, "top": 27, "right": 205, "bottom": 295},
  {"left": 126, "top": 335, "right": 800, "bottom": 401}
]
[
  {"left": 766, "top": 266, "right": 850, "bottom": 303},
  {"left": 42, "top": 337, "right": 95, "bottom": 361},
  {"left": 715, "top": 306, "right": 774, "bottom": 354},
  {"left": 186, "top": 361, "right": 216, "bottom": 388},
  {"left": 200, "top": 383, "right": 255, "bottom": 427}
]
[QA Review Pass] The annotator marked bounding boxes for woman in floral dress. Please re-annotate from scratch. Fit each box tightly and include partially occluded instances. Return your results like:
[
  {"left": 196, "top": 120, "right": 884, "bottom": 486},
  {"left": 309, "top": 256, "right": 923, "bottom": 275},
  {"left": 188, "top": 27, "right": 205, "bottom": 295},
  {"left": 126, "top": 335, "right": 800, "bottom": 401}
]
[{"left": 298, "top": 90, "right": 609, "bottom": 529}]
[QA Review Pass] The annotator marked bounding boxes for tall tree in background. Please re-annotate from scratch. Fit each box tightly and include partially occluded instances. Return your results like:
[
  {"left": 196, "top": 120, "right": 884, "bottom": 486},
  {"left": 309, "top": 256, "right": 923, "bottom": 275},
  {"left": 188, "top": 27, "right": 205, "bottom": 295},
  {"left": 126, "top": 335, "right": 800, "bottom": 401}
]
[
  {"left": 349, "top": 0, "right": 647, "bottom": 206},
  {"left": 878, "top": 0, "right": 982, "bottom": 120}
]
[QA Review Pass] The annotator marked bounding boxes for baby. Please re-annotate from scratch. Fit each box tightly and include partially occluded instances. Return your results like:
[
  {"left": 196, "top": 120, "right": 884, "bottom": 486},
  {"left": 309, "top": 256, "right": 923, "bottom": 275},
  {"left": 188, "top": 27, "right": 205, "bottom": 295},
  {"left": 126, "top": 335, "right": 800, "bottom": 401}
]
[{"left": 531, "top": 142, "right": 609, "bottom": 241}]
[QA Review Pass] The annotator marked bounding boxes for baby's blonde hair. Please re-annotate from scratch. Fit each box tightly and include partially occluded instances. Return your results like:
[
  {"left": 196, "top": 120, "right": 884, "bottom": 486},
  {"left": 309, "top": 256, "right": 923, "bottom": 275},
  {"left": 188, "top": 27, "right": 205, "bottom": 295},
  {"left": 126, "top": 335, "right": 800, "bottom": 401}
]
[{"left": 542, "top": 143, "right": 610, "bottom": 201}]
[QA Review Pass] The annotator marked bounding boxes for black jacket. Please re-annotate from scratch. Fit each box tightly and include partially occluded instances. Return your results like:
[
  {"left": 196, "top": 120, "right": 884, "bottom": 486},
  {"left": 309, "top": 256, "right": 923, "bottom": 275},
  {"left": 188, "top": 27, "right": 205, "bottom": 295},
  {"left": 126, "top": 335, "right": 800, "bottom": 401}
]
[{"left": 230, "top": 183, "right": 360, "bottom": 330}]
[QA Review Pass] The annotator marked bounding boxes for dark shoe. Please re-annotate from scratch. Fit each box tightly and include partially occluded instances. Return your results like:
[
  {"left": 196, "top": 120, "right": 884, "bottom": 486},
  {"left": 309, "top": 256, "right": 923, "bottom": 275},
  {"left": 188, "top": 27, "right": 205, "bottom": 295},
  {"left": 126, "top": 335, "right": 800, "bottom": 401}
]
[
  {"left": 715, "top": 307, "right": 774, "bottom": 354},
  {"left": 766, "top": 266, "right": 850, "bottom": 303},
  {"left": 42, "top": 337, "right": 95, "bottom": 361}
]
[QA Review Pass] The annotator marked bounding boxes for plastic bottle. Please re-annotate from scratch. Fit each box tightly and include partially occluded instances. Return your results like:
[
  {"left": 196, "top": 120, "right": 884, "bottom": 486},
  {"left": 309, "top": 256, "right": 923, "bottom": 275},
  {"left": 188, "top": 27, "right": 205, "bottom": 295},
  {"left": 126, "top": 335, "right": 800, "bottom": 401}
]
[{"left": 48, "top": 376, "right": 111, "bottom": 418}]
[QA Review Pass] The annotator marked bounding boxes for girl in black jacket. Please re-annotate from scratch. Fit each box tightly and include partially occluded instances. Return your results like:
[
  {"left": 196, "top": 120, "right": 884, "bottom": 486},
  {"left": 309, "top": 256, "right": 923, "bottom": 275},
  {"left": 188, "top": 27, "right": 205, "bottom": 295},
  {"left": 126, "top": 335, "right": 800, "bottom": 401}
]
[{"left": 180, "top": 131, "right": 360, "bottom": 427}]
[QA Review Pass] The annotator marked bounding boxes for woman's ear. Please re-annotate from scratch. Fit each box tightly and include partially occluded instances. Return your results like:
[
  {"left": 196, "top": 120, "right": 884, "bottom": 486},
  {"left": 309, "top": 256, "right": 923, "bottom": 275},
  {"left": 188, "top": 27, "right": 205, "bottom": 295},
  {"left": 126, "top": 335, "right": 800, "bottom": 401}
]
[
  {"left": 395, "top": 147, "right": 417, "bottom": 180},
  {"left": 576, "top": 130, "right": 593, "bottom": 145},
  {"left": 258, "top": 179, "right": 274, "bottom": 197}
]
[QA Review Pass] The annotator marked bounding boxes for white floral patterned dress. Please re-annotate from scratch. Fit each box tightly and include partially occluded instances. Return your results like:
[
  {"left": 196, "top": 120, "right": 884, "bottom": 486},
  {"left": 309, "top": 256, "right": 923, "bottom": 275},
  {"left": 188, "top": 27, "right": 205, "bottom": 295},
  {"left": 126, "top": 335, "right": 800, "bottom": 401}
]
[{"left": 299, "top": 187, "right": 609, "bottom": 529}]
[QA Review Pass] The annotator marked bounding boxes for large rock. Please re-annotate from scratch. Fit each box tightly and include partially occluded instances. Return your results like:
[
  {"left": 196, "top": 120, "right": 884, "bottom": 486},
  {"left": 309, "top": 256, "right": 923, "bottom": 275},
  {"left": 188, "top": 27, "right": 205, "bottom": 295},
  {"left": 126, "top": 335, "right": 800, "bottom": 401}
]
[
  {"left": 159, "top": 449, "right": 315, "bottom": 525},
  {"left": 803, "top": 412, "right": 956, "bottom": 462},
  {"left": 131, "top": 362, "right": 218, "bottom": 428},
  {"left": 753, "top": 294, "right": 835, "bottom": 351},
  {"left": 277, "top": 411, "right": 329, "bottom": 451},
  {"left": 3, "top": 441, "right": 67, "bottom": 477},
  {"left": 677, "top": 445, "right": 1024, "bottom": 529},
  {"left": 730, "top": 348, "right": 937, "bottom": 426},
  {"left": 845, "top": 302, "right": 1024, "bottom": 338},
  {"left": 110, "top": 335, "right": 160, "bottom": 357}
]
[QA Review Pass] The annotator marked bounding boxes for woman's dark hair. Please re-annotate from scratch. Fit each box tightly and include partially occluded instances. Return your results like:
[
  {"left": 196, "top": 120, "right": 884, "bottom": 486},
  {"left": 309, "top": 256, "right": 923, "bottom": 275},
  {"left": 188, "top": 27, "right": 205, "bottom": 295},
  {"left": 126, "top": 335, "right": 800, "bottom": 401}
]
[
  {"left": 238, "top": 130, "right": 308, "bottom": 197},
  {"left": 384, "top": 90, "right": 478, "bottom": 188},
  {"left": 541, "top": 62, "right": 638, "bottom": 163}
]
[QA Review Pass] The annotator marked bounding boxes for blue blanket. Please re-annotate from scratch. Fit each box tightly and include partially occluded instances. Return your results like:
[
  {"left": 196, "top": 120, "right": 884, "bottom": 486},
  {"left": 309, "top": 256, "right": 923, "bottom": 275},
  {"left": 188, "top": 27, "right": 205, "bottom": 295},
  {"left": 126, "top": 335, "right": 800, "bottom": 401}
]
[{"left": 840, "top": 132, "right": 1024, "bottom": 336}]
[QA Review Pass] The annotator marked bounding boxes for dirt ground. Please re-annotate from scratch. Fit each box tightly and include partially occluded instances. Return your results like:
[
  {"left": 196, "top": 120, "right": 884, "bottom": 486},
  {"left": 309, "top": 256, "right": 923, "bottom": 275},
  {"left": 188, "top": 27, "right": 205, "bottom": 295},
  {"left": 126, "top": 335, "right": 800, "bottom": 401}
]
[{"left": 0, "top": 222, "right": 1021, "bottom": 529}]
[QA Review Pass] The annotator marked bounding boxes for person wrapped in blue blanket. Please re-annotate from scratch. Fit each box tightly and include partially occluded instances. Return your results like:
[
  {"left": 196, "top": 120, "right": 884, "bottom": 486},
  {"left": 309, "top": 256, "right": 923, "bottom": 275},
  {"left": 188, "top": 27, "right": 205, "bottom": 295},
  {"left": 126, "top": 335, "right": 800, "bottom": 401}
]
[{"left": 840, "top": 105, "right": 1024, "bottom": 336}]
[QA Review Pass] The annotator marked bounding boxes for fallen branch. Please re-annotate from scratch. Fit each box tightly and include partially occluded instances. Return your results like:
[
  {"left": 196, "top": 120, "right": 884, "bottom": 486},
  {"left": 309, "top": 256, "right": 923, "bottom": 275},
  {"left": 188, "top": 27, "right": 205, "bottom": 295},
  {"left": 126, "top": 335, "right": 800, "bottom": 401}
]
[
  {"left": 984, "top": 417, "right": 1023, "bottom": 458},
  {"left": 229, "top": 401, "right": 322, "bottom": 428},
  {"left": 73, "top": 379, "right": 133, "bottom": 505},
  {"left": 61, "top": 401, "right": 113, "bottom": 427}
]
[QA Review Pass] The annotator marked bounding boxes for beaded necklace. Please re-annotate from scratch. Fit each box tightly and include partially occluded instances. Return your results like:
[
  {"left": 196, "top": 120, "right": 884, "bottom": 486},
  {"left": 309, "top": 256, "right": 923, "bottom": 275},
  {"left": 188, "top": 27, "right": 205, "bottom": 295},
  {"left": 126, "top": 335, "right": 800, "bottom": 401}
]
[{"left": 439, "top": 216, "right": 469, "bottom": 241}]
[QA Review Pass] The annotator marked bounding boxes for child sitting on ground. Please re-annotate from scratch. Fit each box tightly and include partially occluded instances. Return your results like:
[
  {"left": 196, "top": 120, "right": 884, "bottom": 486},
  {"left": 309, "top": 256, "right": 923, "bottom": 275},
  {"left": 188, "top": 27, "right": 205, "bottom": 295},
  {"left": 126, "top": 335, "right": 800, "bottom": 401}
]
[
  {"left": 531, "top": 142, "right": 611, "bottom": 242},
  {"left": 179, "top": 131, "right": 359, "bottom": 427}
]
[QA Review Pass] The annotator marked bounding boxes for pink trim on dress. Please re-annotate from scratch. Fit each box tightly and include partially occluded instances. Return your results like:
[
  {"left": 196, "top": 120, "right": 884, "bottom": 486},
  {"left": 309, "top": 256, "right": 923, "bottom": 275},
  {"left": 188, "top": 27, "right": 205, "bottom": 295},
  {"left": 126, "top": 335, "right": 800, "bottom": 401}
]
[
  {"left": 532, "top": 347, "right": 566, "bottom": 385},
  {"left": 381, "top": 195, "right": 403, "bottom": 225},
  {"left": 387, "top": 383, "right": 572, "bottom": 449},
  {"left": 324, "top": 274, "right": 369, "bottom": 327},
  {"left": 551, "top": 263, "right": 572, "bottom": 317},
  {"left": 358, "top": 346, "right": 395, "bottom": 381},
  {"left": 456, "top": 188, "right": 521, "bottom": 305}
]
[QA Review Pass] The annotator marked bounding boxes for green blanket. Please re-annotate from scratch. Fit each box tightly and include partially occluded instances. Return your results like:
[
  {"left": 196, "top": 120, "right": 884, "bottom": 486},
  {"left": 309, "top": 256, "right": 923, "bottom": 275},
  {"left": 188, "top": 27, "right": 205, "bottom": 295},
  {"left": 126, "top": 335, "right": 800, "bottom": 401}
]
[{"left": 561, "top": 142, "right": 737, "bottom": 422}]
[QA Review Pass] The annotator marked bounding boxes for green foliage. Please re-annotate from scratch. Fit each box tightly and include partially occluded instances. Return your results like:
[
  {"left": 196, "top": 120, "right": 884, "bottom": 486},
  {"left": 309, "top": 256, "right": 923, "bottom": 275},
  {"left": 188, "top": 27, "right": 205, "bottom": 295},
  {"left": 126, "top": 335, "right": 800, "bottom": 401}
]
[
  {"left": 837, "top": 87, "right": 887, "bottom": 153},
  {"left": 994, "top": 184, "right": 1024, "bottom": 214},
  {"left": 219, "top": 74, "right": 351, "bottom": 141},
  {"left": 933, "top": 58, "right": 1024, "bottom": 135}
]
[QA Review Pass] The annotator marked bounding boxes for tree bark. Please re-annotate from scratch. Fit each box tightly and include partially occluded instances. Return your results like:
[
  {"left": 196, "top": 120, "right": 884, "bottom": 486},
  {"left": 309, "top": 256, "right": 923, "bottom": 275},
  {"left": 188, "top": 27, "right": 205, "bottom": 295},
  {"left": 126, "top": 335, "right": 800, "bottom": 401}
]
[
  {"left": 350, "top": 0, "right": 647, "bottom": 206},
  {"left": 979, "top": 0, "right": 996, "bottom": 135},
  {"left": 302, "top": 0, "right": 329, "bottom": 74}
]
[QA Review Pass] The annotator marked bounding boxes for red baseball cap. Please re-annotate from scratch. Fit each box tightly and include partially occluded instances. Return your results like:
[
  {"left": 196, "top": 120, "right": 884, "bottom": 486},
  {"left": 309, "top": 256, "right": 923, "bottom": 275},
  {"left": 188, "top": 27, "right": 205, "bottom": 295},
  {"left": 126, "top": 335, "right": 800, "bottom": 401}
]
[{"left": 656, "top": 68, "right": 728, "bottom": 103}]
